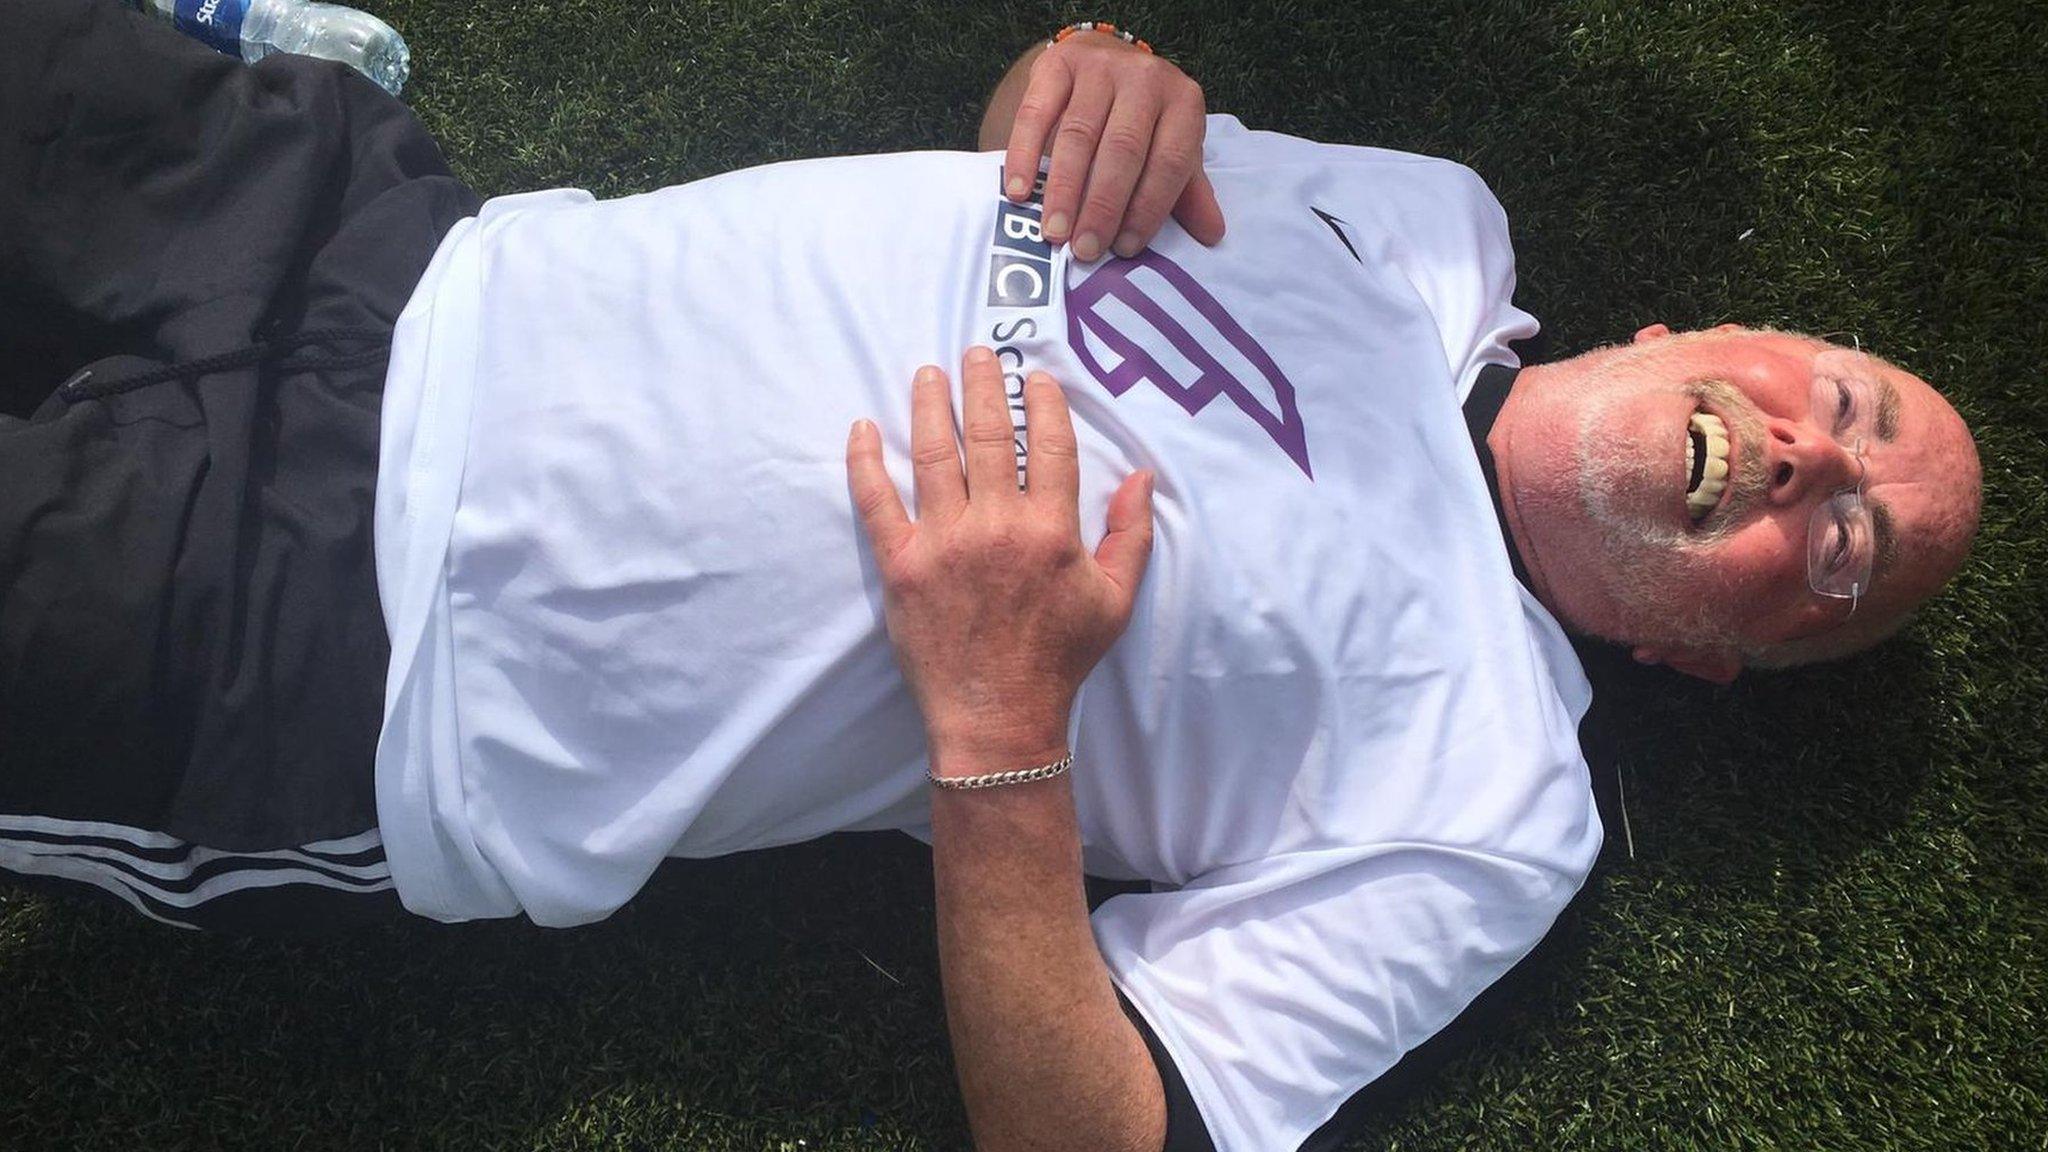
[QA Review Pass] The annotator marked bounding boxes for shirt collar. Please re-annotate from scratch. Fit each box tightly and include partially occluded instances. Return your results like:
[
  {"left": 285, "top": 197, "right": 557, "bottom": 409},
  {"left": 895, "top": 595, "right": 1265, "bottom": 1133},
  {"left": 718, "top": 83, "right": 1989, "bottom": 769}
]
[{"left": 1463, "top": 362, "right": 1534, "bottom": 592}]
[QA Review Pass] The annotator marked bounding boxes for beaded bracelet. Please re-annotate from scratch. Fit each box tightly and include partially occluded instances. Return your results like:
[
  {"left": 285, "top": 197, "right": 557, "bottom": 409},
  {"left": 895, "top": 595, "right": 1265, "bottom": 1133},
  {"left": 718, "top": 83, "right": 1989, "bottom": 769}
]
[
  {"left": 1049, "top": 21, "right": 1153, "bottom": 55},
  {"left": 928, "top": 751, "right": 1075, "bottom": 791}
]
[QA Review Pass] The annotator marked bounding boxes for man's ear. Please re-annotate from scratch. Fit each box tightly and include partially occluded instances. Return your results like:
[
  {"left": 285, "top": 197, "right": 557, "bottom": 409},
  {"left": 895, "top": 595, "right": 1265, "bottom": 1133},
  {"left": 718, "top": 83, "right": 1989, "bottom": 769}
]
[
  {"left": 1632, "top": 323, "right": 1674, "bottom": 344},
  {"left": 1632, "top": 644, "right": 1742, "bottom": 685}
]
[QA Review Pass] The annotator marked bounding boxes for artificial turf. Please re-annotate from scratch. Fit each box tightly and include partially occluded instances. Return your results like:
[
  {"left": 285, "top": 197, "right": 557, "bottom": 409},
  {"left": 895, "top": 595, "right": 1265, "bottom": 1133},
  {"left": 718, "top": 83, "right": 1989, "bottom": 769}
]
[{"left": 3, "top": 0, "right": 2044, "bottom": 1148}]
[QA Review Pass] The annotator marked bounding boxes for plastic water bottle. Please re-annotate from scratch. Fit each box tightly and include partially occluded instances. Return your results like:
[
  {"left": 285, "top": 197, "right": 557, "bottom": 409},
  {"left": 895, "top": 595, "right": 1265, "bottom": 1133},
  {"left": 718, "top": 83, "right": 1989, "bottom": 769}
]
[{"left": 138, "top": 0, "right": 410, "bottom": 96}]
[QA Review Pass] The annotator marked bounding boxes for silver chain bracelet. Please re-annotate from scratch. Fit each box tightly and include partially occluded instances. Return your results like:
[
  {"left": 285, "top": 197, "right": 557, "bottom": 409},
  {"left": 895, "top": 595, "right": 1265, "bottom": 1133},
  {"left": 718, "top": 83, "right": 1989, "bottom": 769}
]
[{"left": 927, "top": 751, "right": 1074, "bottom": 791}]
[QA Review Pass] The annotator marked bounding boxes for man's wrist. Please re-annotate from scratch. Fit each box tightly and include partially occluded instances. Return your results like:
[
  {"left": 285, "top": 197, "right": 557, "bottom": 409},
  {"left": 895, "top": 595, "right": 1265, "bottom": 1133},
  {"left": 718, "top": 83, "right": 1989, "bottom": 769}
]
[
  {"left": 928, "top": 749, "right": 1082, "bottom": 851},
  {"left": 926, "top": 720, "right": 1070, "bottom": 780}
]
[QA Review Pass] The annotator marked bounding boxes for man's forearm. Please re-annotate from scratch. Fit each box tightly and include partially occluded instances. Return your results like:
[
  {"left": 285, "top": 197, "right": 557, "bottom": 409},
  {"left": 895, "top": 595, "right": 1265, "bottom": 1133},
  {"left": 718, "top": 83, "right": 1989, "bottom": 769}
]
[
  {"left": 848, "top": 351, "right": 1164, "bottom": 1149},
  {"left": 931, "top": 745, "right": 1165, "bottom": 1152}
]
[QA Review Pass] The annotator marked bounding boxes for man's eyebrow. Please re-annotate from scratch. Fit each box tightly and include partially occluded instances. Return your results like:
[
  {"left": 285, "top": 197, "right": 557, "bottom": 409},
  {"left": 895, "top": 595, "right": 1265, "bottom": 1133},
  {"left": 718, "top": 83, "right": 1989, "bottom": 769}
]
[
  {"left": 1870, "top": 498, "right": 1898, "bottom": 589},
  {"left": 1876, "top": 377, "right": 1901, "bottom": 441}
]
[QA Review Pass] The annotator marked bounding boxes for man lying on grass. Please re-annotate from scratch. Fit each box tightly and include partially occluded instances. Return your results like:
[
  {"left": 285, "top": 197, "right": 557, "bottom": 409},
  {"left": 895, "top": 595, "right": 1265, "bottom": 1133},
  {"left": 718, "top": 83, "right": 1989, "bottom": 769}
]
[{"left": 0, "top": 5, "right": 1981, "bottom": 1151}]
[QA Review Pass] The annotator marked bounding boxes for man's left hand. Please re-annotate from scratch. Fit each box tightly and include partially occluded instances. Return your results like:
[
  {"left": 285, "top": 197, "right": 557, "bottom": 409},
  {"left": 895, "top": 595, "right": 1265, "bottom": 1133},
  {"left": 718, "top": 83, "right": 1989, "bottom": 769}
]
[{"left": 997, "top": 33, "right": 1227, "bottom": 263}]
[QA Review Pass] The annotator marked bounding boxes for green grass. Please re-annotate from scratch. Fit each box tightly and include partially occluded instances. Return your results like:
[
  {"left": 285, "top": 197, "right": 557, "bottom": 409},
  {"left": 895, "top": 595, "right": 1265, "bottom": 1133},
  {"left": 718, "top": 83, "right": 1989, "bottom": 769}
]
[{"left": 5, "top": 0, "right": 2045, "bottom": 1147}]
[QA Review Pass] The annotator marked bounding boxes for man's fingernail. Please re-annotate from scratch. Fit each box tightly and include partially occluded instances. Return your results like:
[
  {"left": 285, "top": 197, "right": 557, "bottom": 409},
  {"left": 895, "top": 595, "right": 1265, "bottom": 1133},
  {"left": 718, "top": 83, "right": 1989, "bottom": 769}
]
[
  {"left": 1072, "top": 232, "right": 1101, "bottom": 262},
  {"left": 1005, "top": 175, "right": 1027, "bottom": 199},
  {"left": 966, "top": 345, "right": 995, "bottom": 366},
  {"left": 1113, "top": 231, "right": 1143, "bottom": 257},
  {"left": 1045, "top": 211, "right": 1070, "bottom": 240},
  {"left": 916, "top": 365, "right": 943, "bottom": 384}
]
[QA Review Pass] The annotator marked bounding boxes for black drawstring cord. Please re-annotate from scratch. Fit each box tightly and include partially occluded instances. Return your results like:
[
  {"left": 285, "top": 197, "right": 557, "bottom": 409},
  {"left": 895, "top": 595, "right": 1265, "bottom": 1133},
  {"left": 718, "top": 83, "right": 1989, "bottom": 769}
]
[{"left": 58, "top": 326, "right": 391, "bottom": 403}]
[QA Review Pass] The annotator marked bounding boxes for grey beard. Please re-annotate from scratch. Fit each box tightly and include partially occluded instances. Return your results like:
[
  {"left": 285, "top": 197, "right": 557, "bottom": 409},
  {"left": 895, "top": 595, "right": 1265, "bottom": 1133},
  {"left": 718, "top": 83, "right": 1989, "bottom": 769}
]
[{"left": 1573, "top": 378, "right": 1771, "bottom": 650}]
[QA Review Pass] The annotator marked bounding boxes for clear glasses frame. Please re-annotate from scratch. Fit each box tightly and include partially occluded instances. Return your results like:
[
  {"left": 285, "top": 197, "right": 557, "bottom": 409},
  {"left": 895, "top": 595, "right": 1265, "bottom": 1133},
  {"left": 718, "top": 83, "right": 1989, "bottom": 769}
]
[{"left": 1806, "top": 350, "right": 1882, "bottom": 615}]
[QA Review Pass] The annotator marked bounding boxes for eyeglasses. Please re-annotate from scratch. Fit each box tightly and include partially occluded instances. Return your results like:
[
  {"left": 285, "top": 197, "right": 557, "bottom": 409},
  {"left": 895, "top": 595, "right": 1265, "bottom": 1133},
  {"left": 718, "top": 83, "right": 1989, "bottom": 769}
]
[{"left": 1805, "top": 350, "right": 1881, "bottom": 615}]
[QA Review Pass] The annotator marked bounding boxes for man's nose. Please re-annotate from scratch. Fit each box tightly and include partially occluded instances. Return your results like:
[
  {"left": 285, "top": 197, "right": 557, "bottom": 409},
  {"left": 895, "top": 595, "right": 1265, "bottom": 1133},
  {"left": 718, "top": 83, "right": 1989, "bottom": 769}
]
[{"left": 1763, "top": 417, "right": 1861, "bottom": 505}]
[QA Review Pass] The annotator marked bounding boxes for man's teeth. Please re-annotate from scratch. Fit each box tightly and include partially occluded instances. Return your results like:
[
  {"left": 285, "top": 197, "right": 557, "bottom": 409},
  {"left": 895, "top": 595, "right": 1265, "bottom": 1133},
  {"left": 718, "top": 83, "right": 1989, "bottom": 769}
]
[{"left": 1686, "top": 411, "right": 1730, "bottom": 520}]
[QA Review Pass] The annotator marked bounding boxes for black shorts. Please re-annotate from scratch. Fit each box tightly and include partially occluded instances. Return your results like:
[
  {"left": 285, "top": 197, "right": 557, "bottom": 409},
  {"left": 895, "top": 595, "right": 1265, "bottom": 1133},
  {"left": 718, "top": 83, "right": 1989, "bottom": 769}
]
[{"left": 0, "top": 0, "right": 480, "bottom": 929}]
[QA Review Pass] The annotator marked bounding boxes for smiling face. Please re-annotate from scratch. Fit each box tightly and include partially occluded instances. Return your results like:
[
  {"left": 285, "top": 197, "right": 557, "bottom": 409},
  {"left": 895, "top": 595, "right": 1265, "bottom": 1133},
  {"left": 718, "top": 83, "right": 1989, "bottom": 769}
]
[{"left": 1490, "top": 325, "right": 1981, "bottom": 681}]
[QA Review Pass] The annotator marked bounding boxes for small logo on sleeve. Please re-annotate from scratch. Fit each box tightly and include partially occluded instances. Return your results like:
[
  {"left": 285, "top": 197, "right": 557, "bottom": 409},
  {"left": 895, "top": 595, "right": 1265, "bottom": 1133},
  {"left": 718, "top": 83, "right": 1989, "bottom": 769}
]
[{"left": 1311, "top": 206, "right": 1363, "bottom": 265}]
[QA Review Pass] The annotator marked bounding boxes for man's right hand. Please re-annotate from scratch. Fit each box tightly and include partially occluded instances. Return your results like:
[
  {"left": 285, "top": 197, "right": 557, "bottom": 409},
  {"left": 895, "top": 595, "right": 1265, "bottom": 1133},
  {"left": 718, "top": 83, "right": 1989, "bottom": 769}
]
[
  {"left": 845, "top": 347, "right": 1154, "bottom": 765},
  {"left": 980, "top": 32, "right": 1227, "bottom": 263}
]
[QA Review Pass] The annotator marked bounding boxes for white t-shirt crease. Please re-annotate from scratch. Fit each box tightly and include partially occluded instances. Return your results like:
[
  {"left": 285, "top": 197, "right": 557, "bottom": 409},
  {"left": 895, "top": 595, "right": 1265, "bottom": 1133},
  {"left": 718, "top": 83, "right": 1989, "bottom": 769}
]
[{"left": 374, "top": 115, "right": 1604, "bottom": 1152}]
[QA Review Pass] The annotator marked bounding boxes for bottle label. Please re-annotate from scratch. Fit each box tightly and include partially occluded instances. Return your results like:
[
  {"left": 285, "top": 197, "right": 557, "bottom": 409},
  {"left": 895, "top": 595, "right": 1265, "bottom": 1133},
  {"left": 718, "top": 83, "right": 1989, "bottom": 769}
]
[{"left": 173, "top": 0, "right": 248, "bottom": 56}]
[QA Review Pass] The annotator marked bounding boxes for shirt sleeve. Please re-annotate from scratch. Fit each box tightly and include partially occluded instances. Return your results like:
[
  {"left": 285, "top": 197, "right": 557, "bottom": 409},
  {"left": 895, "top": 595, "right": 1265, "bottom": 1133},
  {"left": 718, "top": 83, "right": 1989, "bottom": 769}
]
[
  {"left": 1369, "top": 160, "right": 1539, "bottom": 402},
  {"left": 1091, "top": 843, "right": 1588, "bottom": 1152},
  {"left": 1201, "top": 116, "right": 1537, "bottom": 399}
]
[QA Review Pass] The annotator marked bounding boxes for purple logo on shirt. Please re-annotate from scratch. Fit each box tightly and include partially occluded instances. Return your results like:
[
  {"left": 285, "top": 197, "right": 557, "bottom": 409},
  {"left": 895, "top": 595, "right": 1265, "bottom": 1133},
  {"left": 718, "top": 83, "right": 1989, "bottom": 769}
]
[{"left": 1066, "top": 251, "right": 1312, "bottom": 478}]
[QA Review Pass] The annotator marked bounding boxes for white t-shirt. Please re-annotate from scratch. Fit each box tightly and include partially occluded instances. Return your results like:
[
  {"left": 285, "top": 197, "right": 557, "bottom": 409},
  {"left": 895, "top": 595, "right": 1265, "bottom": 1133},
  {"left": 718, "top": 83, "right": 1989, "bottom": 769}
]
[{"left": 374, "top": 115, "right": 1603, "bottom": 1152}]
